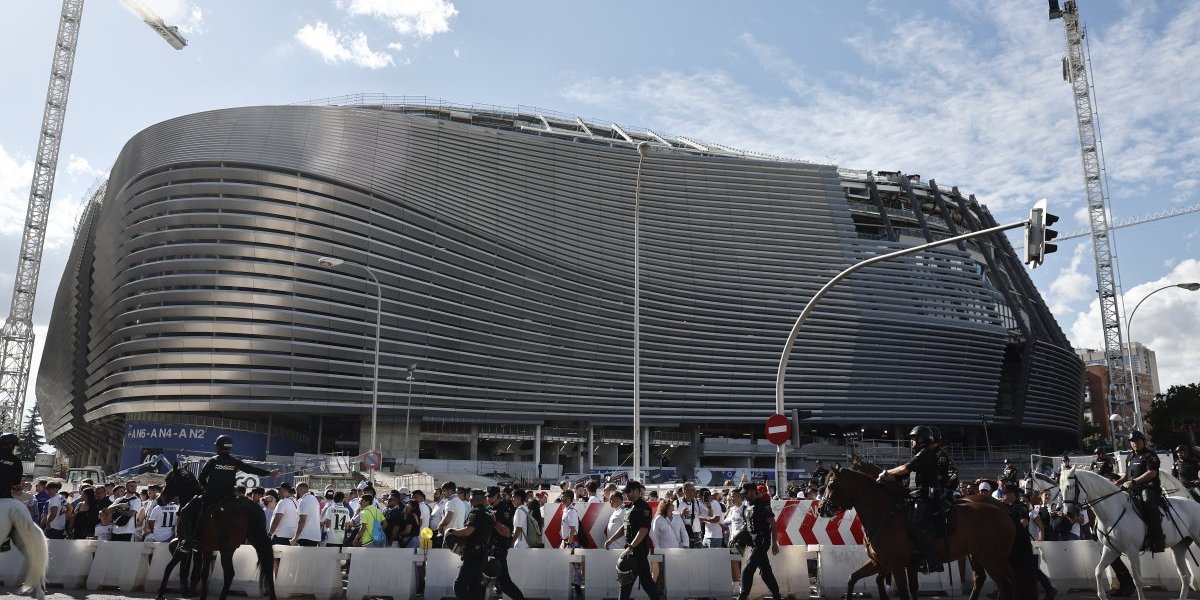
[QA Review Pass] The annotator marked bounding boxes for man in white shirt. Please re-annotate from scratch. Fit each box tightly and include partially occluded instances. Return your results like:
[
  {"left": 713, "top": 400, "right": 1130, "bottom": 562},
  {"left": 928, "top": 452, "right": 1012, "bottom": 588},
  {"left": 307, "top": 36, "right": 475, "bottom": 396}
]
[
  {"left": 42, "top": 482, "right": 67, "bottom": 539},
  {"left": 604, "top": 491, "right": 626, "bottom": 549},
  {"left": 146, "top": 499, "right": 180, "bottom": 543},
  {"left": 110, "top": 480, "right": 142, "bottom": 542},
  {"left": 268, "top": 483, "right": 300, "bottom": 545},
  {"left": 674, "top": 482, "right": 700, "bottom": 548},
  {"left": 559, "top": 490, "right": 581, "bottom": 547},
  {"left": 322, "top": 492, "right": 352, "bottom": 549},
  {"left": 435, "top": 481, "right": 466, "bottom": 533},
  {"left": 586, "top": 480, "right": 604, "bottom": 503},
  {"left": 412, "top": 489, "right": 431, "bottom": 530},
  {"left": 292, "top": 482, "right": 322, "bottom": 546},
  {"left": 698, "top": 488, "right": 725, "bottom": 548}
]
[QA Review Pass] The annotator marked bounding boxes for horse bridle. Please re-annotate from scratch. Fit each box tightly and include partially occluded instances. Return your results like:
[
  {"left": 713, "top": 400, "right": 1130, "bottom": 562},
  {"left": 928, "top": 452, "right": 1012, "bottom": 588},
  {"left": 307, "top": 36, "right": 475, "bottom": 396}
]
[{"left": 1062, "top": 473, "right": 1125, "bottom": 514}]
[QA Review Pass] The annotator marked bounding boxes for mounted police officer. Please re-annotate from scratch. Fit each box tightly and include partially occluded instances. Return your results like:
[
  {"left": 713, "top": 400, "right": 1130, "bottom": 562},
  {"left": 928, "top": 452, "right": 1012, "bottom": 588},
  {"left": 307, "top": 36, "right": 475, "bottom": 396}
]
[
  {"left": 999, "top": 458, "right": 1018, "bottom": 486},
  {"left": 931, "top": 429, "right": 958, "bottom": 497},
  {"left": 810, "top": 461, "right": 829, "bottom": 491},
  {"left": 1115, "top": 430, "right": 1164, "bottom": 553},
  {"left": 179, "top": 434, "right": 278, "bottom": 552},
  {"left": 485, "top": 486, "right": 525, "bottom": 600},
  {"left": 878, "top": 425, "right": 945, "bottom": 573},
  {"left": 1091, "top": 447, "right": 1116, "bottom": 481},
  {"left": 1172, "top": 444, "right": 1199, "bottom": 501},
  {"left": 448, "top": 488, "right": 494, "bottom": 600},
  {"left": 0, "top": 432, "right": 22, "bottom": 553}
]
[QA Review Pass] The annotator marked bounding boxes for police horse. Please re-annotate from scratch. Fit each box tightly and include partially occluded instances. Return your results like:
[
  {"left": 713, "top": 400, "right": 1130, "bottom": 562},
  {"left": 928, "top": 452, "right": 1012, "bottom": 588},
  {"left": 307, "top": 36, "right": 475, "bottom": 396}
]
[
  {"left": 1060, "top": 467, "right": 1200, "bottom": 600},
  {"left": 156, "top": 465, "right": 277, "bottom": 600},
  {"left": 0, "top": 497, "right": 48, "bottom": 599}
]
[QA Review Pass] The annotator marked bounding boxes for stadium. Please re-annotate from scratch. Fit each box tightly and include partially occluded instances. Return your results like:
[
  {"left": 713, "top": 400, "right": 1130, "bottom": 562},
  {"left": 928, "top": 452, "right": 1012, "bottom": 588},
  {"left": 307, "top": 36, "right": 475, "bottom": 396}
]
[{"left": 34, "top": 98, "right": 1084, "bottom": 477}]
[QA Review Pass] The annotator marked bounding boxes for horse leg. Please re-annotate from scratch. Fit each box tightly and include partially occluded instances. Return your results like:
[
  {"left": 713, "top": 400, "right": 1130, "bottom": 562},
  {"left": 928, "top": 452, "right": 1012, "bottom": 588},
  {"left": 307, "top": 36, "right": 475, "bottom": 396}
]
[
  {"left": 157, "top": 551, "right": 184, "bottom": 600},
  {"left": 1170, "top": 543, "right": 1190, "bottom": 600},
  {"left": 968, "top": 556, "right": 988, "bottom": 600},
  {"left": 1126, "top": 549, "right": 1148, "bottom": 600},
  {"left": 1095, "top": 546, "right": 1121, "bottom": 600},
  {"left": 218, "top": 547, "right": 235, "bottom": 600},
  {"left": 876, "top": 574, "right": 891, "bottom": 600},
  {"left": 907, "top": 565, "right": 919, "bottom": 600},
  {"left": 845, "top": 561, "right": 879, "bottom": 599},
  {"left": 894, "top": 567, "right": 911, "bottom": 600},
  {"left": 199, "top": 553, "right": 214, "bottom": 600}
]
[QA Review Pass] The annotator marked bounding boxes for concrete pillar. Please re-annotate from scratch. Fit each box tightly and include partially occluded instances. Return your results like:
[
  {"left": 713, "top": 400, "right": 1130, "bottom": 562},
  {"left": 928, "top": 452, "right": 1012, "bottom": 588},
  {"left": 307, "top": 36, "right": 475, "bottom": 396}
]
[
  {"left": 534, "top": 425, "right": 542, "bottom": 468},
  {"left": 642, "top": 428, "right": 650, "bottom": 472},
  {"left": 588, "top": 425, "right": 595, "bottom": 471},
  {"left": 470, "top": 425, "right": 479, "bottom": 462}
]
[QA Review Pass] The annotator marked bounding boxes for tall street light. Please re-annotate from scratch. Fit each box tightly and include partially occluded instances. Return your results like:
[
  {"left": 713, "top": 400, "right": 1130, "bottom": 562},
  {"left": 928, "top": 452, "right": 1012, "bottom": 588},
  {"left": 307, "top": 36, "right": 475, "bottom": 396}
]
[
  {"left": 317, "top": 256, "right": 383, "bottom": 456},
  {"left": 1124, "top": 282, "right": 1200, "bottom": 431},
  {"left": 404, "top": 363, "right": 418, "bottom": 470},
  {"left": 632, "top": 141, "right": 651, "bottom": 481}
]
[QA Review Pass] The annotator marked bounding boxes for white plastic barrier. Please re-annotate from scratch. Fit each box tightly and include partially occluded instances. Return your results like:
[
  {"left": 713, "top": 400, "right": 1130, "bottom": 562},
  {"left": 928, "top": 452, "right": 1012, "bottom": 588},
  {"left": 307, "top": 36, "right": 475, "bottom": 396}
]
[
  {"left": 147, "top": 543, "right": 188, "bottom": 593},
  {"left": 744, "top": 544, "right": 810, "bottom": 599},
  {"left": 0, "top": 544, "right": 28, "bottom": 588},
  {"left": 274, "top": 546, "right": 345, "bottom": 600},
  {"left": 86, "top": 540, "right": 155, "bottom": 592},
  {"left": 661, "top": 548, "right": 733, "bottom": 598},
  {"left": 344, "top": 547, "right": 419, "bottom": 600},
  {"left": 207, "top": 544, "right": 269, "bottom": 598},
  {"left": 576, "top": 549, "right": 624, "bottom": 600},
  {"left": 424, "top": 548, "right": 463, "bottom": 600},
  {"left": 1036, "top": 541, "right": 1104, "bottom": 591},
  {"left": 49, "top": 539, "right": 97, "bottom": 589},
  {"left": 507, "top": 548, "right": 574, "bottom": 600},
  {"left": 817, "top": 544, "right": 870, "bottom": 599}
]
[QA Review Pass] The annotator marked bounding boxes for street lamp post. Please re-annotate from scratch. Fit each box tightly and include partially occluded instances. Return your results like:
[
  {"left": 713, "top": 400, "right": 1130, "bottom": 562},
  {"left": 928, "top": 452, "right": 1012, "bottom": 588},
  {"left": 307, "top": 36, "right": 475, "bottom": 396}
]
[
  {"left": 317, "top": 256, "right": 383, "bottom": 457},
  {"left": 632, "top": 141, "right": 651, "bottom": 481},
  {"left": 404, "top": 363, "right": 418, "bottom": 470},
  {"left": 1109, "top": 412, "right": 1124, "bottom": 452},
  {"left": 1124, "top": 282, "right": 1200, "bottom": 432}
]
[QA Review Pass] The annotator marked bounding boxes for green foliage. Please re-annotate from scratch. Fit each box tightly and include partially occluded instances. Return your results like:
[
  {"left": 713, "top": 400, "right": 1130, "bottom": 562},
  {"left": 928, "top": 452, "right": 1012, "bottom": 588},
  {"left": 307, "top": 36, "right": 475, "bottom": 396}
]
[
  {"left": 17, "top": 405, "right": 45, "bottom": 461},
  {"left": 1145, "top": 383, "right": 1200, "bottom": 449}
]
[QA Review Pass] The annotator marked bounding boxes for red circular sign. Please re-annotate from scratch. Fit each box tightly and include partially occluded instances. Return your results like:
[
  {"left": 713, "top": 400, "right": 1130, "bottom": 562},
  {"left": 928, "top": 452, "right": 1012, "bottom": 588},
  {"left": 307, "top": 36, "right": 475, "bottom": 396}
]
[
  {"left": 364, "top": 451, "right": 382, "bottom": 470},
  {"left": 765, "top": 413, "right": 792, "bottom": 445}
]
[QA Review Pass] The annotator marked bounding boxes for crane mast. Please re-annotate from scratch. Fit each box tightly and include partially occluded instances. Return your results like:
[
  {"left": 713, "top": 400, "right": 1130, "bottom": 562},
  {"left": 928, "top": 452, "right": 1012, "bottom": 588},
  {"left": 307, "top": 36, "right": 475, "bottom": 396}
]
[
  {"left": 0, "top": 0, "right": 86, "bottom": 432},
  {"left": 1049, "top": 1, "right": 1136, "bottom": 432}
]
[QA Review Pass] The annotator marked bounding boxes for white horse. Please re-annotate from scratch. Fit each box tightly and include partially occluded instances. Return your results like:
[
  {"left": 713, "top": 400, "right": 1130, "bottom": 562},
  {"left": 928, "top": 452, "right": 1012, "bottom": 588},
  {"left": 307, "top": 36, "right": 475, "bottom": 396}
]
[
  {"left": 0, "top": 497, "right": 48, "bottom": 600},
  {"left": 1060, "top": 467, "right": 1200, "bottom": 600}
]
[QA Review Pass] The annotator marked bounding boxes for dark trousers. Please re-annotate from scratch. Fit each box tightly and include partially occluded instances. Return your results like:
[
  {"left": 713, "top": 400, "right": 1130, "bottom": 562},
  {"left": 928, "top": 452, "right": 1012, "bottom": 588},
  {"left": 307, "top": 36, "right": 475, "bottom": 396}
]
[
  {"left": 493, "top": 551, "right": 525, "bottom": 600},
  {"left": 1135, "top": 488, "right": 1164, "bottom": 551},
  {"left": 738, "top": 544, "right": 781, "bottom": 600},
  {"left": 1035, "top": 566, "right": 1054, "bottom": 592},
  {"left": 272, "top": 536, "right": 292, "bottom": 546},
  {"left": 46, "top": 528, "right": 66, "bottom": 540},
  {"left": 455, "top": 554, "right": 487, "bottom": 600},
  {"left": 619, "top": 551, "right": 660, "bottom": 600},
  {"left": 111, "top": 533, "right": 132, "bottom": 542},
  {"left": 296, "top": 539, "right": 318, "bottom": 547}
]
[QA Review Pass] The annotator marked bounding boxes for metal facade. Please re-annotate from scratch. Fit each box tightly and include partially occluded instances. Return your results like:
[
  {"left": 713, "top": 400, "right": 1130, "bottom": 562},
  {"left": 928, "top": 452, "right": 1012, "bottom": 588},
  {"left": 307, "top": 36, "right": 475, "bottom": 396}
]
[{"left": 35, "top": 104, "right": 1083, "bottom": 454}]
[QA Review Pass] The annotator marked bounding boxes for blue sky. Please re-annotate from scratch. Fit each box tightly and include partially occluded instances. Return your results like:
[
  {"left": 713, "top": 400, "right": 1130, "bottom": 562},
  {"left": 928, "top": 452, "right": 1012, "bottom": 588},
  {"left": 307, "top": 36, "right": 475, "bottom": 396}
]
[{"left": 1, "top": 1, "right": 1198, "bottom": 427}]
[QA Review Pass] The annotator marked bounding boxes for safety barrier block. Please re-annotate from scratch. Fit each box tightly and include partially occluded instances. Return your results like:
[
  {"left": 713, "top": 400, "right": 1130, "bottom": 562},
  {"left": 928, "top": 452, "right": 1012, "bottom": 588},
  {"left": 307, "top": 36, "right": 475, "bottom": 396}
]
[
  {"left": 208, "top": 544, "right": 270, "bottom": 598},
  {"left": 146, "top": 543, "right": 187, "bottom": 593},
  {"left": 1118, "top": 547, "right": 1200, "bottom": 592},
  {"left": 576, "top": 549, "right": 624, "bottom": 600},
  {"left": 274, "top": 546, "right": 345, "bottom": 600},
  {"left": 661, "top": 548, "right": 733, "bottom": 598},
  {"left": 1036, "top": 541, "right": 1103, "bottom": 591},
  {"left": 424, "top": 548, "right": 463, "bottom": 600},
  {"left": 47, "top": 539, "right": 97, "bottom": 589},
  {"left": 744, "top": 545, "right": 810, "bottom": 599},
  {"left": 344, "top": 547, "right": 419, "bottom": 600},
  {"left": 86, "top": 540, "right": 155, "bottom": 592},
  {"left": 508, "top": 548, "right": 574, "bottom": 600},
  {"left": 0, "top": 544, "right": 28, "bottom": 589},
  {"left": 817, "top": 544, "right": 868, "bottom": 599}
]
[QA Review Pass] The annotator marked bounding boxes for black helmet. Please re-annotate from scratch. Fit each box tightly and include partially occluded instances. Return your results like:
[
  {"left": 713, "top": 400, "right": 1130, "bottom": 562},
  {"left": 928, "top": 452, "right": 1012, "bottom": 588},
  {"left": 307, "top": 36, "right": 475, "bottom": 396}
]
[
  {"left": 1176, "top": 445, "right": 1192, "bottom": 457},
  {"left": 1094, "top": 446, "right": 1106, "bottom": 455},
  {"left": 909, "top": 425, "right": 934, "bottom": 440},
  {"left": 215, "top": 434, "right": 234, "bottom": 452},
  {"left": 0, "top": 432, "right": 17, "bottom": 447},
  {"left": 1128, "top": 430, "right": 1146, "bottom": 442}
]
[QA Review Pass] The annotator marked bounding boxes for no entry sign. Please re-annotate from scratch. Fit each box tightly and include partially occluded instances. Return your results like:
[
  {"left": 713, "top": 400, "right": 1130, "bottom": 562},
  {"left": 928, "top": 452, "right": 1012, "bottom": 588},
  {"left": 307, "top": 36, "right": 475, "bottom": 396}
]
[{"left": 765, "top": 413, "right": 792, "bottom": 445}]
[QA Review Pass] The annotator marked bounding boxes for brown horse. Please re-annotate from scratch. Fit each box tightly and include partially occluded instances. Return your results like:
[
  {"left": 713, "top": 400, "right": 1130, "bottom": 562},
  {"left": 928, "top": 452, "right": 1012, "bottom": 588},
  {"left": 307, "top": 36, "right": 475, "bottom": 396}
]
[
  {"left": 155, "top": 466, "right": 277, "bottom": 600},
  {"left": 819, "top": 466, "right": 1037, "bottom": 600}
]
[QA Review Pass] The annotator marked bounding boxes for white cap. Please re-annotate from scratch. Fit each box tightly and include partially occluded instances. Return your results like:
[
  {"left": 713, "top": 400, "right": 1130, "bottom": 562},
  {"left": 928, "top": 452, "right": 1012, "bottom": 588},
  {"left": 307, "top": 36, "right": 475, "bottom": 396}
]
[
  {"left": 397, "top": 487, "right": 411, "bottom": 495},
  {"left": 978, "top": 482, "right": 992, "bottom": 491}
]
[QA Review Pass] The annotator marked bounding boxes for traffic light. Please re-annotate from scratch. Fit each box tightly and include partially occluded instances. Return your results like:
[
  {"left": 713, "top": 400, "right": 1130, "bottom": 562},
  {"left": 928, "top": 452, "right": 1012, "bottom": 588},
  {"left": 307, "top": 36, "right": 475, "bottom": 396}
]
[{"left": 1025, "top": 199, "right": 1060, "bottom": 268}]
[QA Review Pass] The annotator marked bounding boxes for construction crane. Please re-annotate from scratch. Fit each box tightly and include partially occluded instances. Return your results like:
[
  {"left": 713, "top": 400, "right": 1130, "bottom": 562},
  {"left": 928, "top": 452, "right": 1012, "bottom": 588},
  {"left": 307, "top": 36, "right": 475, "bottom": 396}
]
[
  {"left": 1055, "top": 203, "right": 1200, "bottom": 242},
  {"left": 0, "top": 0, "right": 186, "bottom": 433},
  {"left": 1048, "top": 0, "right": 1138, "bottom": 433}
]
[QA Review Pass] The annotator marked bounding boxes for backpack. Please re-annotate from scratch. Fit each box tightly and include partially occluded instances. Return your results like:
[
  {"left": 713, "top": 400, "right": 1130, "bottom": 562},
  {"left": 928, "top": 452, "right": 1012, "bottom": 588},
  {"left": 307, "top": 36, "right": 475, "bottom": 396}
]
[
  {"left": 366, "top": 507, "right": 387, "bottom": 546},
  {"left": 519, "top": 506, "right": 544, "bottom": 548}
]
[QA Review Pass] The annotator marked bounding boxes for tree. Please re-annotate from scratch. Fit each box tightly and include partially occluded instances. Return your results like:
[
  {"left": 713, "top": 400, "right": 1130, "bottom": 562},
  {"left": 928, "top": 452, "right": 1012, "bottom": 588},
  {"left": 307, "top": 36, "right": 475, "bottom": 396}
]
[
  {"left": 1144, "top": 383, "right": 1200, "bottom": 450},
  {"left": 17, "top": 405, "right": 45, "bottom": 461}
]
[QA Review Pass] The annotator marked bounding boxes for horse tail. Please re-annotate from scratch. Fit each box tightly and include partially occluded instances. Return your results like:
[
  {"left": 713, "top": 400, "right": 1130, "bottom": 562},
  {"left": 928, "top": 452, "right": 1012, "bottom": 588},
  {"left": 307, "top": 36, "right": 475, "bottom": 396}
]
[
  {"left": 244, "top": 502, "right": 275, "bottom": 594},
  {"left": 5, "top": 499, "right": 48, "bottom": 594},
  {"left": 1007, "top": 518, "right": 1038, "bottom": 600}
]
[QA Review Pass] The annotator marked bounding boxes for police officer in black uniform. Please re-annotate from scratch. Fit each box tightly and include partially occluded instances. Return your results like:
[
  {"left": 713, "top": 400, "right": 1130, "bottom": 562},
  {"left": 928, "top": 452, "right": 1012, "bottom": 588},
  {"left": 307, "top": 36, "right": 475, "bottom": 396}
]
[
  {"left": 1003, "top": 484, "right": 1057, "bottom": 600},
  {"left": 1091, "top": 447, "right": 1117, "bottom": 481},
  {"left": 1172, "top": 445, "right": 1199, "bottom": 501},
  {"left": 931, "top": 430, "right": 958, "bottom": 498},
  {"left": 878, "top": 425, "right": 944, "bottom": 573},
  {"left": 611, "top": 480, "right": 660, "bottom": 600},
  {"left": 999, "top": 458, "right": 1018, "bottom": 486},
  {"left": 449, "top": 488, "right": 494, "bottom": 600},
  {"left": 0, "top": 432, "right": 22, "bottom": 552},
  {"left": 1116, "top": 430, "right": 1164, "bottom": 552},
  {"left": 810, "top": 461, "right": 829, "bottom": 491},
  {"left": 486, "top": 486, "right": 525, "bottom": 600},
  {"left": 179, "top": 434, "right": 278, "bottom": 551},
  {"left": 738, "top": 482, "right": 782, "bottom": 600}
]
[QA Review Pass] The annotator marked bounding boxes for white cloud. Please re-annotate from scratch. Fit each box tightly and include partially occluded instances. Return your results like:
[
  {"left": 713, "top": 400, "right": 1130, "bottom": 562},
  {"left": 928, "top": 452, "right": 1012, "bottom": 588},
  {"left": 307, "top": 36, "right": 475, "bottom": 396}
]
[
  {"left": 338, "top": 0, "right": 459, "bottom": 38},
  {"left": 65, "top": 155, "right": 106, "bottom": 180},
  {"left": 1048, "top": 244, "right": 1094, "bottom": 316},
  {"left": 387, "top": 42, "right": 404, "bottom": 52},
  {"left": 0, "top": 144, "right": 33, "bottom": 238},
  {"left": 295, "top": 22, "right": 394, "bottom": 69},
  {"left": 1069, "top": 258, "right": 1200, "bottom": 389}
]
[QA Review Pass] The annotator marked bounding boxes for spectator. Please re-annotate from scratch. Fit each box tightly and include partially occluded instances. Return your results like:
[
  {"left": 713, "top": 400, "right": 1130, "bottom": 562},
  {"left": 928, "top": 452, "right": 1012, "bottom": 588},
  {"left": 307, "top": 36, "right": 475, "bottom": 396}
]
[
  {"left": 723, "top": 489, "right": 748, "bottom": 587},
  {"left": 435, "top": 481, "right": 466, "bottom": 537},
  {"left": 651, "top": 500, "right": 687, "bottom": 550},
  {"left": 698, "top": 488, "right": 725, "bottom": 548},
  {"left": 357, "top": 494, "right": 387, "bottom": 548},
  {"left": 42, "top": 481, "right": 67, "bottom": 539},
  {"left": 586, "top": 480, "right": 603, "bottom": 503},
  {"left": 603, "top": 483, "right": 618, "bottom": 502},
  {"left": 395, "top": 500, "right": 420, "bottom": 548},
  {"left": 145, "top": 496, "right": 179, "bottom": 543},
  {"left": 70, "top": 486, "right": 100, "bottom": 540},
  {"left": 109, "top": 481, "right": 142, "bottom": 542},
  {"left": 268, "top": 484, "right": 300, "bottom": 545},
  {"left": 512, "top": 489, "right": 532, "bottom": 549},
  {"left": 322, "top": 492, "right": 351, "bottom": 549},
  {"left": 250, "top": 487, "right": 265, "bottom": 506},
  {"left": 94, "top": 485, "right": 113, "bottom": 512},
  {"left": 605, "top": 491, "right": 627, "bottom": 550},
  {"left": 94, "top": 507, "right": 114, "bottom": 541},
  {"left": 235, "top": 486, "right": 247, "bottom": 498},
  {"left": 675, "top": 483, "right": 700, "bottom": 548},
  {"left": 412, "top": 489, "right": 431, "bottom": 531},
  {"left": 560, "top": 490, "right": 583, "bottom": 597},
  {"left": 17, "top": 482, "right": 36, "bottom": 520},
  {"left": 535, "top": 490, "right": 549, "bottom": 508},
  {"left": 385, "top": 492, "right": 406, "bottom": 546},
  {"left": 34, "top": 480, "right": 49, "bottom": 522},
  {"left": 292, "top": 482, "right": 322, "bottom": 547},
  {"left": 263, "top": 489, "right": 278, "bottom": 531}
]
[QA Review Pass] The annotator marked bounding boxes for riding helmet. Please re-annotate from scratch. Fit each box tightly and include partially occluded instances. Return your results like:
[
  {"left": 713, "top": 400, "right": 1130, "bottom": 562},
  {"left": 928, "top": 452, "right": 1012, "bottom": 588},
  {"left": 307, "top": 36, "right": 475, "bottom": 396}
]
[
  {"left": 908, "top": 425, "right": 934, "bottom": 441},
  {"left": 1176, "top": 444, "right": 1193, "bottom": 457},
  {"left": 1128, "top": 430, "right": 1146, "bottom": 442},
  {"left": 0, "top": 432, "right": 17, "bottom": 447},
  {"left": 215, "top": 434, "right": 234, "bottom": 452}
]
